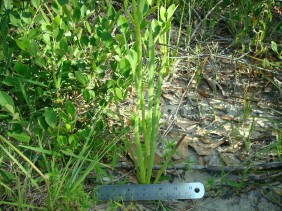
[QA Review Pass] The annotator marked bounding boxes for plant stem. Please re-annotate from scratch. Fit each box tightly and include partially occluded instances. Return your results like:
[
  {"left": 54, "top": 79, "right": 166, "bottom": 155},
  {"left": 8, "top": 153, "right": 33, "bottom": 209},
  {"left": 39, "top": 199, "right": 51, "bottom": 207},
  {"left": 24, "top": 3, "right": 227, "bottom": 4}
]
[
  {"left": 153, "top": 135, "right": 186, "bottom": 183},
  {"left": 132, "top": 0, "right": 146, "bottom": 183}
]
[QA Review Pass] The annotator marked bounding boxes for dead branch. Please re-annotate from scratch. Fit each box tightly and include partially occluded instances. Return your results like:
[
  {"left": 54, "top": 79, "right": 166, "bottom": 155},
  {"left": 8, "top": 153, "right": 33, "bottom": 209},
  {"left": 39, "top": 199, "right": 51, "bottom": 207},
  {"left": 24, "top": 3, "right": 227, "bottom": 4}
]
[{"left": 111, "top": 161, "right": 282, "bottom": 173}]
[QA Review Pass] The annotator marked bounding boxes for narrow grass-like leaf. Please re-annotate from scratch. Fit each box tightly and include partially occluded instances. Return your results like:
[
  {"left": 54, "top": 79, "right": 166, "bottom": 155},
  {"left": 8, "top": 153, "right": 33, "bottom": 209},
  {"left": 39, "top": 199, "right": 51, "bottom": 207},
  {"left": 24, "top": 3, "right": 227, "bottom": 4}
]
[
  {"left": 22, "top": 78, "right": 48, "bottom": 87},
  {"left": 18, "top": 145, "right": 53, "bottom": 155},
  {"left": 19, "top": 80, "right": 32, "bottom": 112},
  {"left": 0, "top": 144, "right": 40, "bottom": 190},
  {"left": 0, "top": 201, "right": 46, "bottom": 210},
  {"left": 144, "top": 25, "right": 155, "bottom": 178},
  {"left": 132, "top": 0, "right": 146, "bottom": 183},
  {"left": 0, "top": 134, "right": 47, "bottom": 181},
  {"left": 146, "top": 39, "right": 166, "bottom": 184},
  {"left": 0, "top": 181, "right": 13, "bottom": 194}
]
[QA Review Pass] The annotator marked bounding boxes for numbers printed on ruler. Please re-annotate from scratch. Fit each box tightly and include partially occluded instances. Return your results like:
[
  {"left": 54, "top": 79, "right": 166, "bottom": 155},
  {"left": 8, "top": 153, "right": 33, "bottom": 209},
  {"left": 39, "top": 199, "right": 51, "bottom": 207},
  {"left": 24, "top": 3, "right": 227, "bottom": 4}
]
[{"left": 97, "top": 182, "right": 205, "bottom": 201}]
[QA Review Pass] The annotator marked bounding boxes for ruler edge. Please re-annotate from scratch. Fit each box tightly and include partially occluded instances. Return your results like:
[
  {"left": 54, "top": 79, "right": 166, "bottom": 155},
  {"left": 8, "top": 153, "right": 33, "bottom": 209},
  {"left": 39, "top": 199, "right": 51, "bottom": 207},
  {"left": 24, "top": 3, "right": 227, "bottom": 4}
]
[{"left": 96, "top": 182, "right": 205, "bottom": 201}]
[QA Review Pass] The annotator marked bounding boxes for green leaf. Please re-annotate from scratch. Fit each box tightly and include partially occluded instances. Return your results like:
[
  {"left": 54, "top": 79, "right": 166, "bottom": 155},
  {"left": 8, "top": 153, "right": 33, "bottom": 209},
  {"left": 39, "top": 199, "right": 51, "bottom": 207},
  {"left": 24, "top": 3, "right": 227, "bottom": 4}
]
[
  {"left": 80, "top": 35, "right": 89, "bottom": 46},
  {"left": 160, "top": 21, "right": 172, "bottom": 35},
  {"left": 140, "top": 19, "right": 148, "bottom": 31},
  {"left": 262, "top": 58, "right": 270, "bottom": 68},
  {"left": 138, "top": 0, "right": 148, "bottom": 19},
  {"left": 12, "top": 112, "right": 20, "bottom": 121},
  {"left": 42, "top": 34, "right": 51, "bottom": 44},
  {"left": 22, "top": 36, "right": 31, "bottom": 49},
  {"left": 34, "top": 56, "right": 46, "bottom": 67},
  {"left": 21, "top": 12, "right": 33, "bottom": 24},
  {"left": 0, "top": 169, "right": 14, "bottom": 182},
  {"left": 84, "top": 21, "right": 91, "bottom": 33},
  {"left": 95, "top": 119, "right": 104, "bottom": 131},
  {"left": 128, "top": 49, "right": 138, "bottom": 70},
  {"left": 29, "top": 40, "right": 38, "bottom": 56},
  {"left": 117, "top": 16, "right": 128, "bottom": 33},
  {"left": 31, "top": 0, "right": 40, "bottom": 8},
  {"left": 107, "top": 6, "right": 116, "bottom": 21},
  {"left": 74, "top": 71, "right": 86, "bottom": 85},
  {"left": 0, "top": 91, "right": 15, "bottom": 114},
  {"left": 59, "top": 39, "right": 68, "bottom": 52},
  {"left": 115, "top": 34, "right": 124, "bottom": 44},
  {"left": 151, "top": 20, "right": 161, "bottom": 37},
  {"left": 147, "top": 0, "right": 155, "bottom": 6},
  {"left": 69, "top": 134, "right": 79, "bottom": 148},
  {"left": 3, "top": 76, "right": 20, "bottom": 87},
  {"left": 46, "top": 25, "right": 53, "bottom": 32},
  {"left": 80, "top": 5, "right": 87, "bottom": 17},
  {"left": 117, "top": 78, "right": 124, "bottom": 88},
  {"left": 15, "top": 39, "right": 25, "bottom": 50},
  {"left": 58, "top": 0, "right": 69, "bottom": 6},
  {"left": 44, "top": 108, "right": 57, "bottom": 128},
  {"left": 18, "top": 145, "right": 53, "bottom": 155},
  {"left": 59, "top": 111, "right": 68, "bottom": 122},
  {"left": 55, "top": 29, "right": 64, "bottom": 42},
  {"left": 130, "top": 113, "right": 136, "bottom": 126},
  {"left": 0, "top": 114, "right": 10, "bottom": 119},
  {"left": 57, "top": 135, "right": 67, "bottom": 147},
  {"left": 72, "top": 7, "right": 81, "bottom": 22},
  {"left": 11, "top": 132, "right": 30, "bottom": 143},
  {"left": 82, "top": 89, "right": 90, "bottom": 102},
  {"left": 115, "top": 87, "right": 123, "bottom": 100},
  {"left": 15, "top": 37, "right": 30, "bottom": 51},
  {"left": 0, "top": 144, "right": 40, "bottom": 189},
  {"left": 104, "top": 108, "right": 117, "bottom": 119},
  {"left": 118, "top": 58, "right": 131, "bottom": 77},
  {"left": 160, "top": 6, "right": 166, "bottom": 22},
  {"left": 99, "top": 99, "right": 107, "bottom": 107},
  {"left": 28, "top": 29, "right": 40, "bottom": 39},
  {"left": 166, "top": 4, "right": 176, "bottom": 20},
  {"left": 34, "top": 13, "right": 43, "bottom": 23},
  {"left": 271, "top": 41, "right": 278, "bottom": 53},
  {"left": 52, "top": 15, "right": 61, "bottom": 30},
  {"left": 75, "top": 27, "right": 83, "bottom": 40},
  {"left": 38, "top": 116, "right": 49, "bottom": 130},
  {"left": 62, "top": 4, "right": 73, "bottom": 17},
  {"left": 65, "top": 101, "right": 76, "bottom": 117},
  {"left": 4, "top": 104, "right": 15, "bottom": 114},
  {"left": 101, "top": 31, "right": 113, "bottom": 48},
  {"left": 4, "top": 0, "right": 13, "bottom": 9},
  {"left": 88, "top": 90, "right": 95, "bottom": 99},
  {"left": 22, "top": 78, "right": 48, "bottom": 88},
  {"left": 65, "top": 123, "right": 71, "bottom": 131},
  {"left": 1, "top": 17, "right": 8, "bottom": 37}
]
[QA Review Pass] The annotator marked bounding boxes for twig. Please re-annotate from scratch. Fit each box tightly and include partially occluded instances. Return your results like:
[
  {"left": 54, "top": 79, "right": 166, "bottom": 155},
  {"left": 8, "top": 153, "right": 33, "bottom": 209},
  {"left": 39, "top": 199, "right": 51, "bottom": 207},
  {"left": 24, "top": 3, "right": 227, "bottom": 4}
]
[
  {"left": 190, "top": 0, "right": 224, "bottom": 41},
  {"left": 170, "top": 53, "right": 282, "bottom": 76},
  {"left": 247, "top": 172, "right": 282, "bottom": 183},
  {"left": 159, "top": 68, "right": 197, "bottom": 140},
  {"left": 110, "top": 161, "right": 282, "bottom": 172}
]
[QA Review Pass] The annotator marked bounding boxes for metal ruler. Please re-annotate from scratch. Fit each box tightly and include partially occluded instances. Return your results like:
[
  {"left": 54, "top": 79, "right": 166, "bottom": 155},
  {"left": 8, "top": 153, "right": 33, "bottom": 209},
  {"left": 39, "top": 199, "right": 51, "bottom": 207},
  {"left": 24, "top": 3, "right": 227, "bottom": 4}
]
[{"left": 97, "top": 182, "right": 205, "bottom": 201}]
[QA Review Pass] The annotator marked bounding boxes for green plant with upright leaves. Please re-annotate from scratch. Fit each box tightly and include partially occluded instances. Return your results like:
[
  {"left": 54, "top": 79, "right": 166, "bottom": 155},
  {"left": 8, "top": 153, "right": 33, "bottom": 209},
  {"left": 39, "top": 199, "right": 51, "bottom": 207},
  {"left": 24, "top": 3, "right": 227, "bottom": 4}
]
[{"left": 121, "top": 0, "right": 176, "bottom": 184}]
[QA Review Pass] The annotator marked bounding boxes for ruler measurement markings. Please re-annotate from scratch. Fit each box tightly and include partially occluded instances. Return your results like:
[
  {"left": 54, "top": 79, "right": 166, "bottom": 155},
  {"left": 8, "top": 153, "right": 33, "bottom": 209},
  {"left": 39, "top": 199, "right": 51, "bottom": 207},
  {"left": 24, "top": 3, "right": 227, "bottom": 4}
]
[{"left": 97, "top": 182, "right": 204, "bottom": 201}]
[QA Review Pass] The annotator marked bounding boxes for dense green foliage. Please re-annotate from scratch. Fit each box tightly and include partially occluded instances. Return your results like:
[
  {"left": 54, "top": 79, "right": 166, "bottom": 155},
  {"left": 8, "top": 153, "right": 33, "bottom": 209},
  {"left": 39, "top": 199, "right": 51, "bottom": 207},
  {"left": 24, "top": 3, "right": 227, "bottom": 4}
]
[{"left": 0, "top": 0, "right": 281, "bottom": 209}]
